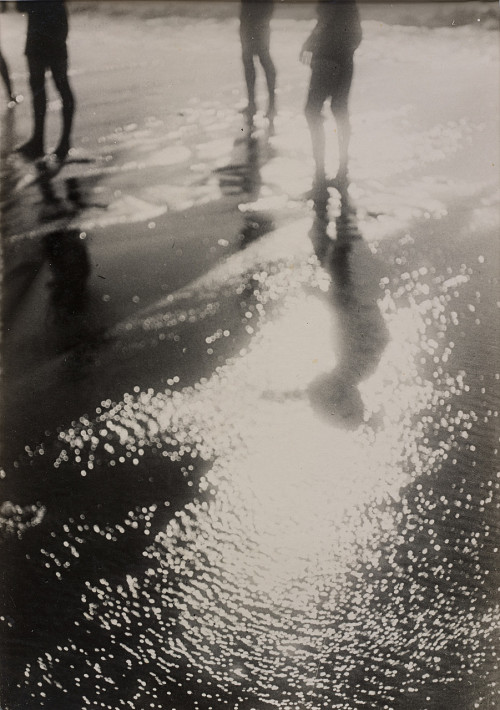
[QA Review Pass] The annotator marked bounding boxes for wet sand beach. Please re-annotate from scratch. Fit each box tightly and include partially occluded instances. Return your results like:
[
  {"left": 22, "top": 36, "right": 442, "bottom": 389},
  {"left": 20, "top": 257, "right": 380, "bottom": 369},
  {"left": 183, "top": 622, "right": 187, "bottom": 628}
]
[{"left": 0, "top": 4, "right": 499, "bottom": 709}]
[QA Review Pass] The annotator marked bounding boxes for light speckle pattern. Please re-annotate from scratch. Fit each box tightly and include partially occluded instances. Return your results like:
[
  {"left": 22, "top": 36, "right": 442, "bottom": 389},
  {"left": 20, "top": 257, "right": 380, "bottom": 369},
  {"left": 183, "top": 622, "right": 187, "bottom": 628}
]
[
  {"left": 5, "top": 183, "right": 499, "bottom": 707},
  {"left": 0, "top": 10, "right": 499, "bottom": 710}
]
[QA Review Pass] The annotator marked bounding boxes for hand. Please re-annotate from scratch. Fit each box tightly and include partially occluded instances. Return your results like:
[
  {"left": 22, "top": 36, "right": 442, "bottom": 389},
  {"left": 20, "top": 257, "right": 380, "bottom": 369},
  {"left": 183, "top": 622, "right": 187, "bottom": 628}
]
[{"left": 300, "top": 49, "right": 312, "bottom": 66}]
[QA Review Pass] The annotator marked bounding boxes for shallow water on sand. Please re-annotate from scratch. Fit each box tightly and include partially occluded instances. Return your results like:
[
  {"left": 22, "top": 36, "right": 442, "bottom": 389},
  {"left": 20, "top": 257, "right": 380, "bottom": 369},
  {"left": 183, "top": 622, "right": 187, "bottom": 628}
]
[
  {"left": 0, "top": 13, "right": 499, "bottom": 710},
  {"left": 2, "top": 188, "right": 499, "bottom": 708}
]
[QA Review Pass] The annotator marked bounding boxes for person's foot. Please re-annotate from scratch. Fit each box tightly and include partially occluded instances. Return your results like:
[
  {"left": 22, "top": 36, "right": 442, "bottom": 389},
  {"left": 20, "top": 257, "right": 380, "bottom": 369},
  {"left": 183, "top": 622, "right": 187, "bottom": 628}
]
[
  {"left": 265, "top": 103, "right": 276, "bottom": 135},
  {"left": 16, "top": 139, "right": 44, "bottom": 161},
  {"left": 55, "top": 141, "right": 70, "bottom": 161},
  {"left": 42, "top": 152, "right": 65, "bottom": 177},
  {"left": 240, "top": 103, "right": 256, "bottom": 120},
  {"left": 305, "top": 174, "right": 329, "bottom": 201},
  {"left": 7, "top": 93, "right": 23, "bottom": 108},
  {"left": 265, "top": 102, "right": 276, "bottom": 121},
  {"left": 328, "top": 169, "right": 349, "bottom": 192}
]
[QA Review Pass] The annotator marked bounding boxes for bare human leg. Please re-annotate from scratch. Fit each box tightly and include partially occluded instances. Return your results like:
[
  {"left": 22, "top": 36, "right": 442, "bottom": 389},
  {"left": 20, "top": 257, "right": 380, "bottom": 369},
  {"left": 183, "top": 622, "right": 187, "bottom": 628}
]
[
  {"left": 330, "top": 56, "right": 353, "bottom": 185},
  {"left": 50, "top": 55, "right": 75, "bottom": 160},
  {"left": 0, "top": 49, "right": 15, "bottom": 102},
  {"left": 241, "top": 43, "right": 257, "bottom": 119},
  {"left": 305, "top": 102, "right": 326, "bottom": 189},
  {"left": 331, "top": 101, "right": 350, "bottom": 186},
  {"left": 257, "top": 43, "right": 276, "bottom": 120},
  {"left": 17, "top": 54, "right": 46, "bottom": 160}
]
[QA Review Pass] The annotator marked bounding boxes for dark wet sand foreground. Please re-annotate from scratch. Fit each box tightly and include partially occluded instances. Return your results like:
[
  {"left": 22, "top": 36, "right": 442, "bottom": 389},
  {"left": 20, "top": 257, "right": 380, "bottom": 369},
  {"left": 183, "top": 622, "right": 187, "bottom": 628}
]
[{"left": 0, "top": 6, "right": 499, "bottom": 710}]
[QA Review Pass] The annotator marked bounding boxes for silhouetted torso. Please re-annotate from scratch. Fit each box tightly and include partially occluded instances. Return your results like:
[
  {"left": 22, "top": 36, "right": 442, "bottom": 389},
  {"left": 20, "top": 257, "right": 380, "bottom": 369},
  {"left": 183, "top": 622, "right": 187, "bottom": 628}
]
[
  {"left": 240, "top": 0, "right": 274, "bottom": 26},
  {"left": 305, "top": 0, "right": 362, "bottom": 60},
  {"left": 19, "top": 0, "right": 68, "bottom": 54}
]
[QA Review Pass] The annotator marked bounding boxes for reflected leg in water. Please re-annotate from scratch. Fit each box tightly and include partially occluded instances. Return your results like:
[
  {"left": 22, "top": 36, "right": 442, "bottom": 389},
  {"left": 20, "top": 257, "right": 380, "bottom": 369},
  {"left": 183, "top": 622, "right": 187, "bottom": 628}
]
[
  {"left": 308, "top": 190, "right": 390, "bottom": 426},
  {"left": 241, "top": 135, "right": 261, "bottom": 195},
  {"left": 37, "top": 167, "right": 68, "bottom": 221},
  {"left": 37, "top": 172, "right": 101, "bottom": 222},
  {"left": 65, "top": 176, "right": 85, "bottom": 209},
  {"left": 43, "top": 228, "right": 92, "bottom": 351},
  {"left": 43, "top": 228, "right": 90, "bottom": 315},
  {"left": 215, "top": 134, "right": 263, "bottom": 199},
  {"left": 215, "top": 132, "right": 277, "bottom": 248}
]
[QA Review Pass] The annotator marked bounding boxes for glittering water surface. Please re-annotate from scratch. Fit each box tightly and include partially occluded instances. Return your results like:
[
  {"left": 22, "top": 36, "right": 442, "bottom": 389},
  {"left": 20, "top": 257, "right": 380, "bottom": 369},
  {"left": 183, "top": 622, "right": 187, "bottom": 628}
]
[
  {"left": 5, "top": 191, "right": 499, "bottom": 707},
  {"left": 1, "top": 10, "right": 499, "bottom": 710}
]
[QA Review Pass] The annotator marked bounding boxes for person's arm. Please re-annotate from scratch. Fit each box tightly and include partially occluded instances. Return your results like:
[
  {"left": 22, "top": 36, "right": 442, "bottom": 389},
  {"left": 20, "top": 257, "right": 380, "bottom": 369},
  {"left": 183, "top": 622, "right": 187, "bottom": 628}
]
[
  {"left": 300, "top": 21, "right": 320, "bottom": 64},
  {"left": 351, "top": 4, "right": 362, "bottom": 50}
]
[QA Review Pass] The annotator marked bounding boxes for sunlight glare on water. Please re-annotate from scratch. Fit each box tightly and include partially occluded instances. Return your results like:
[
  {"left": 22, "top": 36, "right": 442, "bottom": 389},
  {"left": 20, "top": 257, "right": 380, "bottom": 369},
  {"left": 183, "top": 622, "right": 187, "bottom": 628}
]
[
  {"left": 20, "top": 225, "right": 499, "bottom": 709},
  {"left": 9, "top": 159, "right": 500, "bottom": 710},
  {"left": 3, "top": 14, "right": 499, "bottom": 710}
]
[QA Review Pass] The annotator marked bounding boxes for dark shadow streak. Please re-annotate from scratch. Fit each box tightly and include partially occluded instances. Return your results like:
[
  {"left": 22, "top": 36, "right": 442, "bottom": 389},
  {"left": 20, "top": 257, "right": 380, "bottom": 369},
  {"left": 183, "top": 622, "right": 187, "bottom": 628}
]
[
  {"left": 0, "top": 163, "right": 109, "bottom": 459},
  {"left": 215, "top": 128, "right": 276, "bottom": 248},
  {"left": 308, "top": 187, "right": 390, "bottom": 427}
]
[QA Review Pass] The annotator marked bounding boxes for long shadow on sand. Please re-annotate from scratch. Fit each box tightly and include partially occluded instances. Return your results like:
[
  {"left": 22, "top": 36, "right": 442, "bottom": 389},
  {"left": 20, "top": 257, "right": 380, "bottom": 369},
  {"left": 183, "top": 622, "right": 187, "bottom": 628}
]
[{"left": 308, "top": 189, "right": 390, "bottom": 427}]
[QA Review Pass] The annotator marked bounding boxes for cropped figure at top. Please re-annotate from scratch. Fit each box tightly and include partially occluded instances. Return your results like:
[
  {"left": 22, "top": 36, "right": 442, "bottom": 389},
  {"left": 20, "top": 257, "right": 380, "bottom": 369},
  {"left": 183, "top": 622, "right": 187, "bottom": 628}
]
[
  {"left": 301, "top": 0, "right": 362, "bottom": 193},
  {"left": 240, "top": 0, "right": 276, "bottom": 125},
  {"left": 16, "top": 0, "right": 75, "bottom": 162}
]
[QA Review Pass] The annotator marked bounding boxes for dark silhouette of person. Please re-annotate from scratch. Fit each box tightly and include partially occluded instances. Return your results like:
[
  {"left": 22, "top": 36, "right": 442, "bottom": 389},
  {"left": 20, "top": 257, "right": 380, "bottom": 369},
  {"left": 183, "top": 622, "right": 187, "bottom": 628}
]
[
  {"left": 239, "top": 0, "right": 276, "bottom": 127},
  {"left": 301, "top": 0, "right": 362, "bottom": 195},
  {"left": 308, "top": 187, "right": 389, "bottom": 425},
  {"left": 16, "top": 0, "right": 75, "bottom": 162}
]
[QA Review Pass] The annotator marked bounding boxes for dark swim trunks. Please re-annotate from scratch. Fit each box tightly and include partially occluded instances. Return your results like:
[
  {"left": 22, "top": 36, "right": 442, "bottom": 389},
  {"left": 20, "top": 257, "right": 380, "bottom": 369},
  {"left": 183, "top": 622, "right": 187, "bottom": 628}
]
[
  {"left": 303, "top": 0, "right": 361, "bottom": 112},
  {"left": 240, "top": 0, "right": 274, "bottom": 54},
  {"left": 306, "top": 0, "right": 362, "bottom": 61},
  {"left": 21, "top": 0, "right": 68, "bottom": 59},
  {"left": 306, "top": 54, "right": 354, "bottom": 111}
]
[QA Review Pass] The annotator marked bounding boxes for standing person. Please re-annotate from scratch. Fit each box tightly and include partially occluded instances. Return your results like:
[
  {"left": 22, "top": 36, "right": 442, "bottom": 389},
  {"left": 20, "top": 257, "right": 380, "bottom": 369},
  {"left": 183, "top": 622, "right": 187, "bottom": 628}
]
[
  {"left": 16, "top": 0, "right": 75, "bottom": 162},
  {"left": 301, "top": 0, "right": 362, "bottom": 194},
  {"left": 240, "top": 0, "right": 276, "bottom": 126}
]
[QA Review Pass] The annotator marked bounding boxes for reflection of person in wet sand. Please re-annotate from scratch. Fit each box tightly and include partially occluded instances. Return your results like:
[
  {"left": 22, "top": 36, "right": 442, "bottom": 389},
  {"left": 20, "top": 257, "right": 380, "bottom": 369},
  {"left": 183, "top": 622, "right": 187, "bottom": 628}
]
[
  {"left": 44, "top": 228, "right": 91, "bottom": 320},
  {"left": 240, "top": 0, "right": 276, "bottom": 127},
  {"left": 301, "top": 0, "right": 362, "bottom": 196},
  {"left": 16, "top": 0, "right": 75, "bottom": 162},
  {"left": 308, "top": 189, "right": 389, "bottom": 425},
  {"left": 214, "top": 131, "right": 276, "bottom": 245}
]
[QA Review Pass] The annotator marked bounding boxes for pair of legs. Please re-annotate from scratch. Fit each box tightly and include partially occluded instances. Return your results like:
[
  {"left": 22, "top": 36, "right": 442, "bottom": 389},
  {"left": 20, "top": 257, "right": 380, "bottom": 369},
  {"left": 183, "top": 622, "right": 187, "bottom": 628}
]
[
  {"left": 240, "top": 24, "right": 276, "bottom": 120},
  {"left": 305, "top": 54, "right": 354, "bottom": 188},
  {"left": 19, "top": 49, "right": 75, "bottom": 161},
  {"left": 0, "top": 49, "right": 15, "bottom": 102}
]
